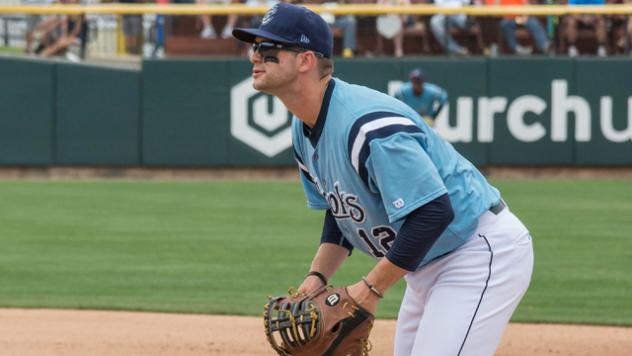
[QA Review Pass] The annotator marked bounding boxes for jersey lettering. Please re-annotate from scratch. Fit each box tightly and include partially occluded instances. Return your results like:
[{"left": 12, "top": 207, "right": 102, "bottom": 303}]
[{"left": 326, "top": 182, "right": 365, "bottom": 223}]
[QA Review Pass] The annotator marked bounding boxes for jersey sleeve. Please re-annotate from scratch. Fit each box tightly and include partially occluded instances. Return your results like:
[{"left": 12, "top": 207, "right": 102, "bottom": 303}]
[
  {"left": 366, "top": 134, "right": 447, "bottom": 222},
  {"left": 347, "top": 113, "right": 447, "bottom": 223},
  {"left": 294, "top": 148, "right": 330, "bottom": 210},
  {"left": 430, "top": 85, "right": 448, "bottom": 118},
  {"left": 437, "top": 87, "right": 448, "bottom": 106}
]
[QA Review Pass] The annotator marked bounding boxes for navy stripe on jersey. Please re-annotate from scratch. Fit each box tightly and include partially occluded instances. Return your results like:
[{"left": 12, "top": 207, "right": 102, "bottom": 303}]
[
  {"left": 347, "top": 112, "right": 403, "bottom": 155},
  {"left": 348, "top": 113, "right": 421, "bottom": 186},
  {"left": 293, "top": 148, "right": 315, "bottom": 184}
]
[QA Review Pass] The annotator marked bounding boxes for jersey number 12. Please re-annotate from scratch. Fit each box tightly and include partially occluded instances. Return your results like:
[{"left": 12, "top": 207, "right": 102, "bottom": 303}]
[{"left": 357, "top": 226, "right": 396, "bottom": 258}]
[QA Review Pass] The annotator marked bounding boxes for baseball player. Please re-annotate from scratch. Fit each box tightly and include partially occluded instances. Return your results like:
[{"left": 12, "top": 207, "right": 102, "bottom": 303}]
[
  {"left": 233, "top": 4, "right": 534, "bottom": 355},
  {"left": 394, "top": 68, "right": 448, "bottom": 127}
]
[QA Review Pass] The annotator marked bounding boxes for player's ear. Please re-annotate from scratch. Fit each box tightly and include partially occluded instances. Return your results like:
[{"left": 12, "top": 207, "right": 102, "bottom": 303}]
[{"left": 297, "top": 51, "right": 317, "bottom": 74}]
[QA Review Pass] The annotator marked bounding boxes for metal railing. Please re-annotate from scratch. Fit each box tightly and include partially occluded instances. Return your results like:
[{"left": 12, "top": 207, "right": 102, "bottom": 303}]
[
  {"left": 1, "top": 4, "right": 631, "bottom": 58},
  {"left": 1, "top": 4, "right": 632, "bottom": 16},
  {"left": 1, "top": 15, "right": 24, "bottom": 47}
]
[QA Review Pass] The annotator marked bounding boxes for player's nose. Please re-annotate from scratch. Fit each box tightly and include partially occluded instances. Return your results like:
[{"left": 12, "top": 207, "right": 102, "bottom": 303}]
[{"left": 250, "top": 49, "right": 262, "bottom": 65}]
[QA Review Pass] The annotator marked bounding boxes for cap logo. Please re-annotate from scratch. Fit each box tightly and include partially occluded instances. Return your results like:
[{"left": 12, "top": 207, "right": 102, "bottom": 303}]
[
  {"left": 262, "top": 5, "right": 278, "bottom": 25},
  {"left": 299, "top": 34, "right": 310, "bottom": 44}
]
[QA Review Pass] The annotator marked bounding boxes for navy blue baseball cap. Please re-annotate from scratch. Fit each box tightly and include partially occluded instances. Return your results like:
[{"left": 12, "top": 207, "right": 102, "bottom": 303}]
[
  {"left": 232, "top": 3, "right": 333, "bottom": 58},
  {"left": 409, "top": 68, "right": 425, "bottom": 81}
]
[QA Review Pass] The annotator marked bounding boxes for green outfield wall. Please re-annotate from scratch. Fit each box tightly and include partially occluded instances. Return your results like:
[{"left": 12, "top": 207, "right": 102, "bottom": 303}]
[
  {"left": 0, "top": 58, "right": 55, "bottom": 165},
  {"left": 1, "top": 57, "right": 631, "bottom": 167},
  {"left": 56, "top": 63, "right": 141, "bottom": 165}
]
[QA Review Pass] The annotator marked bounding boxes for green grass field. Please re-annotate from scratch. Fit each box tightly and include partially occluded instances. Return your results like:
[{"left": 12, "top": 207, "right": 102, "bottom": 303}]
[
  {"left": 0, "top": 46, "right": 23, "bottom": 55},
  {"left": 0, "top": 180, "right": 631, "bottom": 326}
]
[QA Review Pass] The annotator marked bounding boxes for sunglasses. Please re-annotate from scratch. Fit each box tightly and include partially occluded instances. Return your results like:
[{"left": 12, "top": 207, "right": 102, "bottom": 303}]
[{"left": 251, "top": 41, "right": 324, "bottom": 59}]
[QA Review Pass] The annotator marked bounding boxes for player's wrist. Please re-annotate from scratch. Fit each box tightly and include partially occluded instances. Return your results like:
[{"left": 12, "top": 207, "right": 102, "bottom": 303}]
[
  {"left": 361, "top": 276, "right": 384, "bottom": 299},
  {"left": 347, "top": 281, "right": 380, "bottom": 315},
  {"left": 305, "top": 271, "right": 328, "bottom": 286}
]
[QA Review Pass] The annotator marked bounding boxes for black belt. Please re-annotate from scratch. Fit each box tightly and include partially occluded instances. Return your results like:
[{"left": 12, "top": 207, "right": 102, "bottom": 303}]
[{"left": 489, "top": 200, "right": 506, "bottom": 215}]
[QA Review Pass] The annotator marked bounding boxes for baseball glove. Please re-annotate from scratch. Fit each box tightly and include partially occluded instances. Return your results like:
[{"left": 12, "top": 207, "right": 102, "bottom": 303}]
[{"left": 263, "top": 285, "right": 374, "bottom": 356}]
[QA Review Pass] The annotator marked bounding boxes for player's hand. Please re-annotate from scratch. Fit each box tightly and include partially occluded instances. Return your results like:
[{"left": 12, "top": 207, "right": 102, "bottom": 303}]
[
  {"left": 297, "top": 274, "right": 326, "bottom": 295},
  {"left": 347, "top": 280, "right": 380, "bottom": 315}
]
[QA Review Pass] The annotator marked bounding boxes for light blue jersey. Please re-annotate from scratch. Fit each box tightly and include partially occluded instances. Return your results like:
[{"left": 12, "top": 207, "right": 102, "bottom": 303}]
[
  {"left": 394, "top": 82, "right": 448, "bottom": 118},
  {"left": 293, "top": 78, "right": 501, "bottom": 269}
]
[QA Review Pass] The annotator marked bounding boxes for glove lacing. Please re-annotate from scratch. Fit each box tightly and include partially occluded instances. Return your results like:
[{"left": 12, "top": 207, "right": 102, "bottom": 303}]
[
  {"left": 361, "top": 318, "right": 374, "bottom": 356},
  {"left": 343, "top": 301, "right": 374, "bottom": 356}
]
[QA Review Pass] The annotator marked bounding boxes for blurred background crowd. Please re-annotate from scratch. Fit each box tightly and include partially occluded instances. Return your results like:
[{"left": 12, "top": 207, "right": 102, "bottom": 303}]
[{"left": 0, "top": 0, "right": 631, "bottom": 62}]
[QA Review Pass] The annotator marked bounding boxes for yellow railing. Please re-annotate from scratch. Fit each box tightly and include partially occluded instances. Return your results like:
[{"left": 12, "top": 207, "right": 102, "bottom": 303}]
[{"left": 0, "top": 4, "right": 632, "bottom": 16}]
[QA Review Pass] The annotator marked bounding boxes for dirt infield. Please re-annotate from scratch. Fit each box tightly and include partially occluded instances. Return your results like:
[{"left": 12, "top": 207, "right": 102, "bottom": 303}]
[{"left": 1, "top": 309, "right": 631, "bottom": 356}]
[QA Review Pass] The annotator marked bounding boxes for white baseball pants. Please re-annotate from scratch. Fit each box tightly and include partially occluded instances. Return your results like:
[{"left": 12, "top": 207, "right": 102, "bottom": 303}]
[{"left": 394, "top": 207, "right": 534, "bottom": 356}]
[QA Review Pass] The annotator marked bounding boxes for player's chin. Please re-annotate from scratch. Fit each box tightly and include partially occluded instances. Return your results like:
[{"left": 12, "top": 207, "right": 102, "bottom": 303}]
[
  {"left": 252, "top": 78, "right": 271, "bottom": 93},
  {"left": 252, "top": 80, "right": 265, "bottom": 91}
]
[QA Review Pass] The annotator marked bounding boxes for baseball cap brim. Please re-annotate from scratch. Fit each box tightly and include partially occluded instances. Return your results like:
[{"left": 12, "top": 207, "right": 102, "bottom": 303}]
[{"left": 232, "top": 28, "right": 295, "bottom": 45}]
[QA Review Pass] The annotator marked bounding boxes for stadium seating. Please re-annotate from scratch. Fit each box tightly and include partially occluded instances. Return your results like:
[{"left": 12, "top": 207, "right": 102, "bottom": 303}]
[{"left": 137, "top": 0, "right": 629, "bottom": 57}]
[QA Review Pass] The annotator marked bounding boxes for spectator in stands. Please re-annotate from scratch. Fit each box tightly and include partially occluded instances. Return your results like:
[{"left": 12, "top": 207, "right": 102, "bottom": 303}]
[
  {"left": 563, "top": 0, "right": 608, "bottom": 57},
  {"left": 332, "top": 14, "right": 358, "bottom": 57},
  {"left": 150, "top": 0, "right": 170, "bottom": 57},
  {"left": 622, "top": 0, "right": 632, "bottom": 54},
  {"left": 314, "top": 0, "right": 358, "bottom": 58},
  {"left": 487, "top": 0, "right": 550, "bottom": 54},
  {"left": 32, "top": 0, "right": 87, "bottom": 61},
  {"left": 120, "top": 0, "right": 143, "bottom": 55},
  {"left": 626, "top": 15, "right": 632, "bottom": 55},
  {"left": 611, "top": 0, "right": 632, "bottom": 54},
  {"left": 394, "top": 68, "right": 448, "bottom": 127},
  {"left": 376, "top": 0, "right": 410, "bottom": 57},
  {"left": 22, "top": 0, "right": 54, "bottom": 54},
  {"left": 197, "top": 0, "right": 239, "bottom": 38},
  {"left": 430, "top": 0, "right": 483, "bottom": 55}
]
